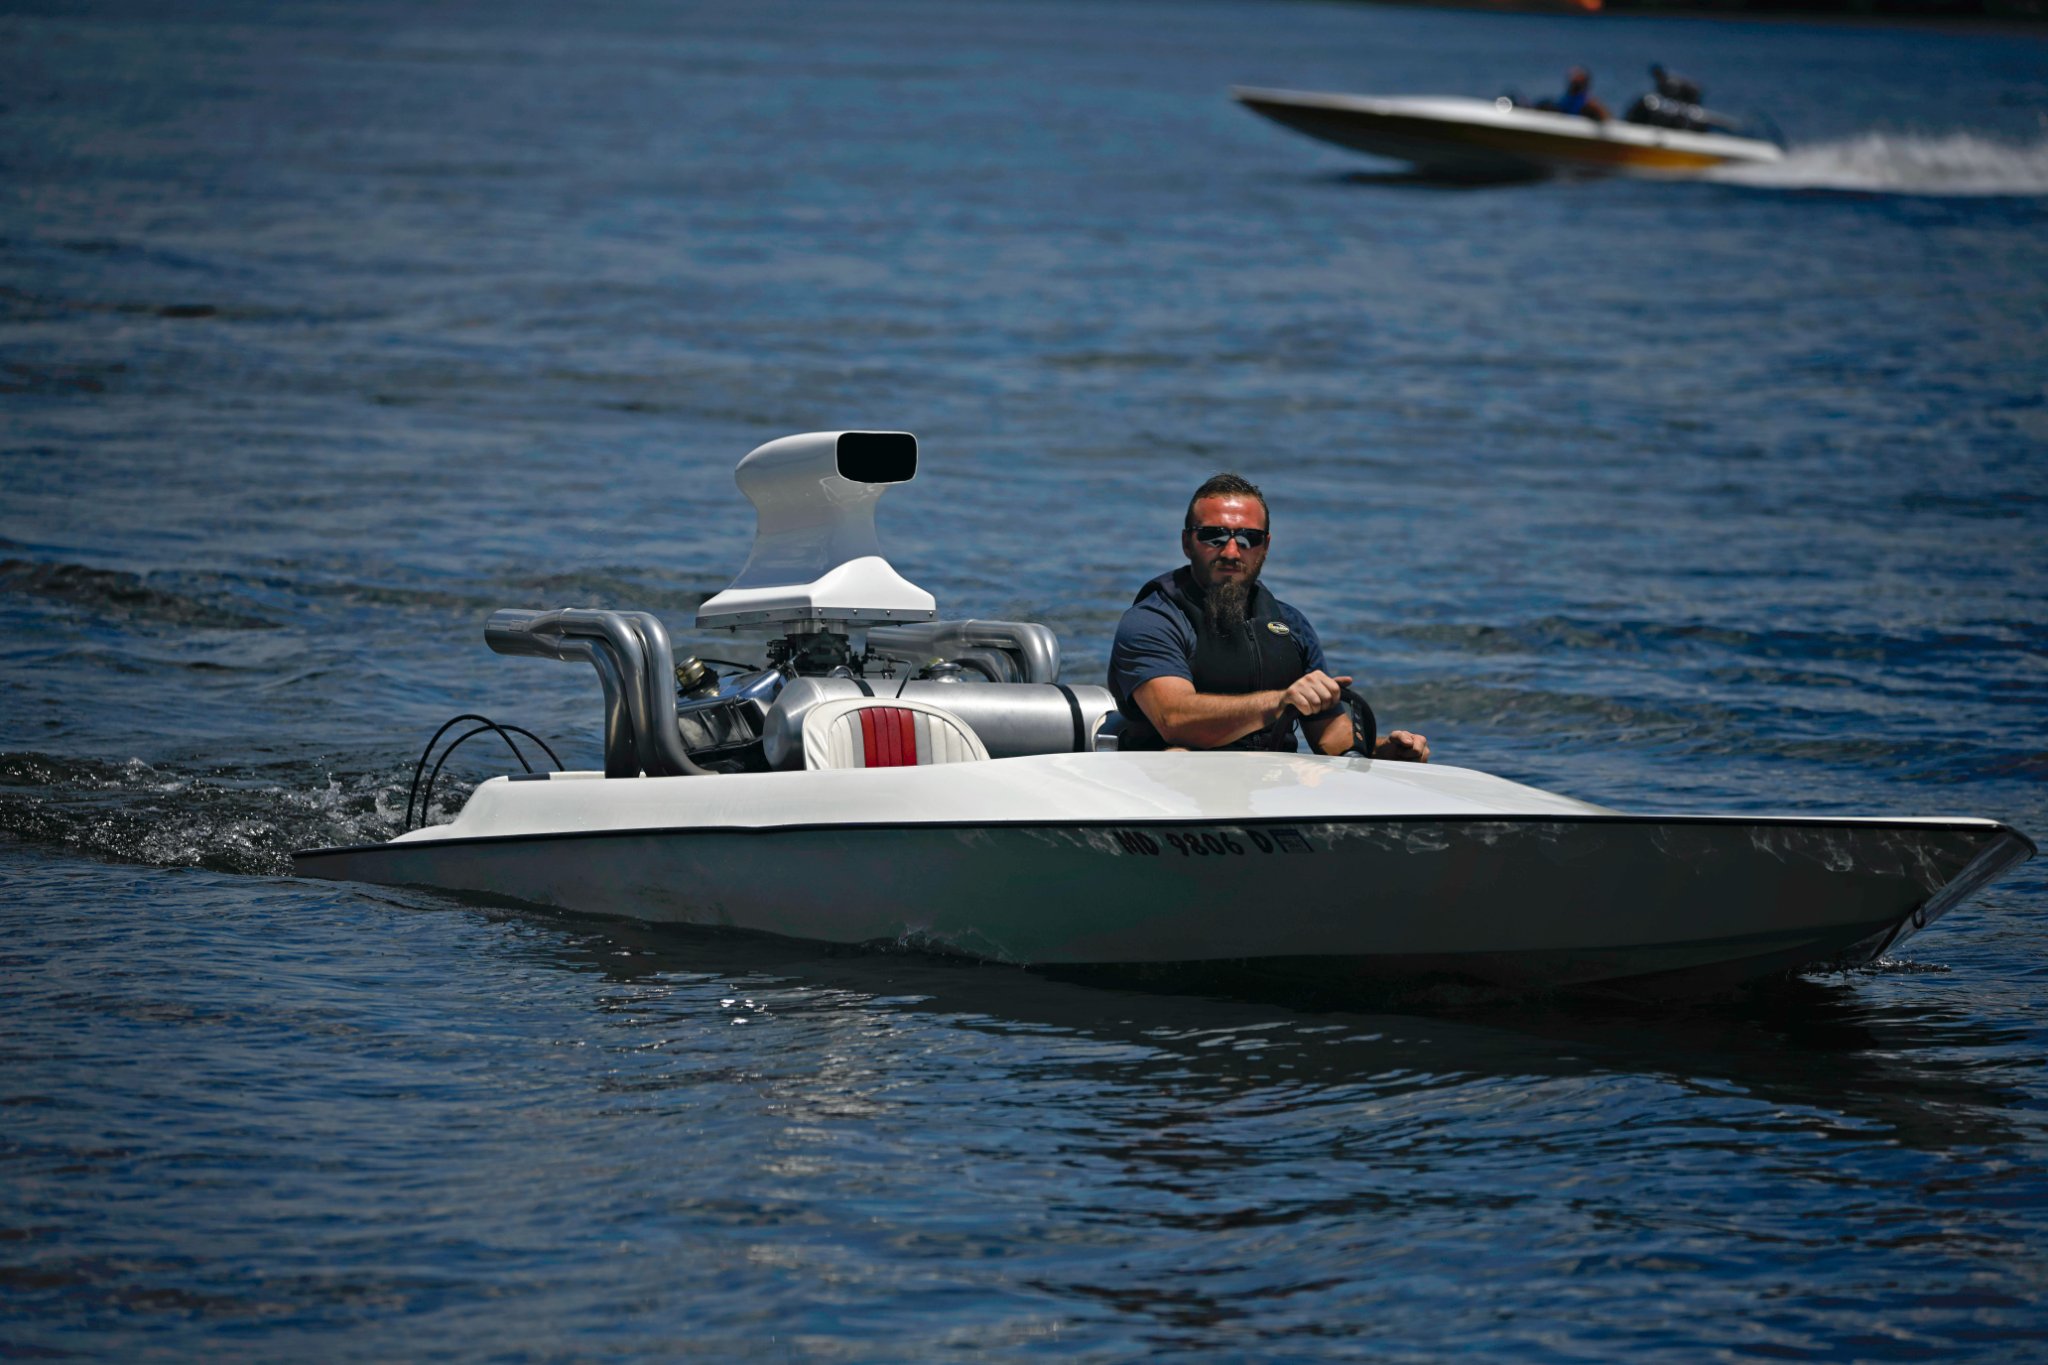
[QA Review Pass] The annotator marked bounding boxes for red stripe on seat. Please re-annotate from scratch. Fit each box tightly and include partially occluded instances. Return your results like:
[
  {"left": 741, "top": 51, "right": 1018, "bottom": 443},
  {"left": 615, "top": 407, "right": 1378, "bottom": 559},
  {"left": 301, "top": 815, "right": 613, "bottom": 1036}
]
[
  {"left": 854, "top": 706, "right": 926, "bottom": 767},
  {"left": 860, "top": 709, "right": 882, "bottom": 768}
]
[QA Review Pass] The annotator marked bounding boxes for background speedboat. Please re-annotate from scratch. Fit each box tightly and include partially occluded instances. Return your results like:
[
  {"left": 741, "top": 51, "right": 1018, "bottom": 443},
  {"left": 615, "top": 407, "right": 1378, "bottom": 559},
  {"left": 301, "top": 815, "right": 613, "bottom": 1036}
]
[
  {"left": 292, "top": 431, "right": 2033, "bottom": 1002},
  {"left": 1232, "top": 87, "right": 1786, "bottom": 179}
]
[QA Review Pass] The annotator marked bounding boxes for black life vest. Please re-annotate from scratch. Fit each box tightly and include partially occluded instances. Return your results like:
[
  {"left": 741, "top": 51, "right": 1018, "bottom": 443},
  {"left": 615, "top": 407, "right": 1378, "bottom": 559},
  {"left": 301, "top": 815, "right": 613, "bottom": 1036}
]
[{"left": 1120, "top": 566, "right": 1314, "bottom": 752}]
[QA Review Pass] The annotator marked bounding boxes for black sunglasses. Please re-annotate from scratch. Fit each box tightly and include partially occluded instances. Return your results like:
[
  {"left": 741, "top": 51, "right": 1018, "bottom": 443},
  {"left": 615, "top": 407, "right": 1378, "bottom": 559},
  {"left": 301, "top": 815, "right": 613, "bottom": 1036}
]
[{"left": 1187, "top": 525, "right": 1269, "bottom": 550}]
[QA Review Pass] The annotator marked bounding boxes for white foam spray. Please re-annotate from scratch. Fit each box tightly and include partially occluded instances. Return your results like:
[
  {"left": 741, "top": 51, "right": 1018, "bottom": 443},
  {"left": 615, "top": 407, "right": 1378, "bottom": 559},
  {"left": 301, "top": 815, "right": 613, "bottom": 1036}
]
[{"left": 1709, "top": 131, "right": 2048, "bottom": 197}]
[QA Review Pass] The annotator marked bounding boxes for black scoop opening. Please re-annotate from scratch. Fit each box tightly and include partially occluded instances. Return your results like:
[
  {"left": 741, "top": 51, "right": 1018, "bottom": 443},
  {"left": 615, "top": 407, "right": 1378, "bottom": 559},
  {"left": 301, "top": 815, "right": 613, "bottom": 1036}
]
[{"left": 836, "top": 431, "right": 917, "bottom": 484}]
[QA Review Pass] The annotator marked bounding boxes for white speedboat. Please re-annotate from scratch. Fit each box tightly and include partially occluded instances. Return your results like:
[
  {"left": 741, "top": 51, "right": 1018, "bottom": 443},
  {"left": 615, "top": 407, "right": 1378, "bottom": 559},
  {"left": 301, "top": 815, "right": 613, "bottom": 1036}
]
[
  {"left": 1232, "top": 87, "right": 1786, "bottom": 180},
  {"left": 293, "top": 432, "right": 2032, "bottom": 1001}
]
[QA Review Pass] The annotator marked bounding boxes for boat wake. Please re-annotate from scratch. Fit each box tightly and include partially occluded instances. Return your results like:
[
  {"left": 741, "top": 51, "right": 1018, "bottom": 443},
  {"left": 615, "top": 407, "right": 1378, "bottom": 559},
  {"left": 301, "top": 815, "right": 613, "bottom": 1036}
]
[
  {"left": 1708, "top": 131, "right": 2048, "bottom": 197},
  {"left": 0, "top": 751, "right": 448, "bottom": 877}
]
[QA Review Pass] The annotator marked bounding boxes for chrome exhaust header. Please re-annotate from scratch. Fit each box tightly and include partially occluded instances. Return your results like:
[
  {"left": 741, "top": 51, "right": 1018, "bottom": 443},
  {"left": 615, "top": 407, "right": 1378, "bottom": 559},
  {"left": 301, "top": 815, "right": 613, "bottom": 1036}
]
[{"left": 486, "top": 608, "right": 711, "bottom": 778}]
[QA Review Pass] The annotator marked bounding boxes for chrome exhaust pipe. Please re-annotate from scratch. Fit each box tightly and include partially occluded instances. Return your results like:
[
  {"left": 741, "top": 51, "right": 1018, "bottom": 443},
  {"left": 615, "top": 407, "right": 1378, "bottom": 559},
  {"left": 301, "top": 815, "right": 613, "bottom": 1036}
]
[{"left": 486, "top": 608, "right": 711, "bottom": 777}]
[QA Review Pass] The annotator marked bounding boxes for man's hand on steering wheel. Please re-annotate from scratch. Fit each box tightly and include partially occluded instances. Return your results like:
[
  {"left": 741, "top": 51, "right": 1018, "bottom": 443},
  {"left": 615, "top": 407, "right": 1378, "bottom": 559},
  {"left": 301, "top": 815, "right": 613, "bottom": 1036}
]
[{"left": 1282, "top": 670, "right": 1350, "bottom": 719}]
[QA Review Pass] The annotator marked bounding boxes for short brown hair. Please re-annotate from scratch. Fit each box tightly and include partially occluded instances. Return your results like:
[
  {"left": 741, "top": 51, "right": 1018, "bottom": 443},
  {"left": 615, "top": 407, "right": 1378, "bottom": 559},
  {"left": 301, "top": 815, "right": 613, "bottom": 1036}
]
[{"left": 1184, "top": 473, "right": 1268, "bottom": 530}]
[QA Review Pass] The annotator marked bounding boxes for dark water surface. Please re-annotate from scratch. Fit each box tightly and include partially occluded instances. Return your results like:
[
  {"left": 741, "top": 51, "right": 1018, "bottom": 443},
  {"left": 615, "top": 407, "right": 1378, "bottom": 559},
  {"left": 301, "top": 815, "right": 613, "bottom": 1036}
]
[{"left": 4, "top": 0, "right": 2046, "bottom": 1357}]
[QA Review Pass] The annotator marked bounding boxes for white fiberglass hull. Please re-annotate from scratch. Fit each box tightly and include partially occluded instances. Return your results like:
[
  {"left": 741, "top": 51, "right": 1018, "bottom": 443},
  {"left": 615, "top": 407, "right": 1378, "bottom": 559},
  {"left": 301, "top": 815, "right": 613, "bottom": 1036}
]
[
  {"left": 1232, "top": 88, "right": 1785, "bottom": 179},
  {"left": 294, "top": 753, "right": 2031, "bottom": 999}
]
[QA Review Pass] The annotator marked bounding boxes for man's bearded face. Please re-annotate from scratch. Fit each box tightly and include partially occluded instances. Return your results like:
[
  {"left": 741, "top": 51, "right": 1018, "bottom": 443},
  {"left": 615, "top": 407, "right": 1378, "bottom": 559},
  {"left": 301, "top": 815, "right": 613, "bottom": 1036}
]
[{"left": 1182, "top": 493, "right": 1269, "bottom": 633}]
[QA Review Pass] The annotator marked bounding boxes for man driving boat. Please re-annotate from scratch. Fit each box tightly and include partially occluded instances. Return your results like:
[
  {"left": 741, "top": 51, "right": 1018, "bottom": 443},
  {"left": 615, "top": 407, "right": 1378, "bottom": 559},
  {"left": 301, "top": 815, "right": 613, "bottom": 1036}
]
[
  {"left": 1552, "top": 66, "right": 1610, "bottom": 122},
  {"left": 1108, "top": 473, "right": 1430, "bottom": 760}
]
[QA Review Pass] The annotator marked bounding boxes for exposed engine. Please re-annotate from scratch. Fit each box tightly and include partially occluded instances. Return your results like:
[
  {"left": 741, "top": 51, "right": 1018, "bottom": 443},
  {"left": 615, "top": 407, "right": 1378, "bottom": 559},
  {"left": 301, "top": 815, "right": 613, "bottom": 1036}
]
[
  {"left": 671, "top": 617, "right": 1115, "bottom": 773},
  {"left": 483, "top": 432, "right": 1119, "bottom": 780}
]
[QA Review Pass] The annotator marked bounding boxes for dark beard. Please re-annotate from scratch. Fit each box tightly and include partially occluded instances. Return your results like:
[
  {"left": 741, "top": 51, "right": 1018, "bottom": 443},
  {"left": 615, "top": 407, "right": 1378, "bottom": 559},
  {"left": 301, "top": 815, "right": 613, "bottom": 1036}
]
[{"left": 1202, "top": 577, "right": 1254, "bottom": 634}]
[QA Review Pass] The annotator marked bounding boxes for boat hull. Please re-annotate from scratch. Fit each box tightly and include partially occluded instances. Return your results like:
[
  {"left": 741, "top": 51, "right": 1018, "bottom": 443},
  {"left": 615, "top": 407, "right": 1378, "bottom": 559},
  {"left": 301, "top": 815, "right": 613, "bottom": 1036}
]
[
  {"left": 296, "top": 758, "right": 2030, "bottom": 998},
  {"left": 1232, "top": 88, "right": 1784, "bottom": 180}
]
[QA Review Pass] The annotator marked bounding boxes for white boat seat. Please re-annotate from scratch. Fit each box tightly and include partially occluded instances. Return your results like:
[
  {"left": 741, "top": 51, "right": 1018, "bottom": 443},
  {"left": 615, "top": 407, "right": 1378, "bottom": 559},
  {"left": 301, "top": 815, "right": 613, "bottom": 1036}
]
[{"left": 801, "top": 697, "right": 992, "bottom": 770}]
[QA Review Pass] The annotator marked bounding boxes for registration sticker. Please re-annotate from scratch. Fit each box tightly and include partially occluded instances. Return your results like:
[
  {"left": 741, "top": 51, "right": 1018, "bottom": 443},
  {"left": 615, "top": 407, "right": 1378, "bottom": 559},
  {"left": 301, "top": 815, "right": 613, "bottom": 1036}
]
[{"left": 1112, "top": 827, "right": 1314, "bottom": 857}]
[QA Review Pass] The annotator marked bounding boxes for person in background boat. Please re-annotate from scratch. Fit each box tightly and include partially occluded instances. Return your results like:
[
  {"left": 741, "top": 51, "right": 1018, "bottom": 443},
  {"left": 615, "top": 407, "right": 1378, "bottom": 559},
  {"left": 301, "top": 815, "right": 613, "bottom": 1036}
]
[
  {"left": 1649, "top": 63, "right": 1702, "bottom": 105},
  {"left": 1550, "top": 67, "right": 1610, "bottom": 122},
  {"left": 1625, "top": 64, "right": 1734, "bottom": 135},
  {"left": 1108, "top": 473, "right": 1429, "bottom": 761}
]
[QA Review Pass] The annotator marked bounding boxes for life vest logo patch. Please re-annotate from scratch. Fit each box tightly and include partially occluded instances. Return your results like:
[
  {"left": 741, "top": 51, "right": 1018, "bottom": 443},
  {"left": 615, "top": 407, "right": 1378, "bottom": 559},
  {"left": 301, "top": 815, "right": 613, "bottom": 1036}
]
[{"left": 1266, "top": 621, "right": 1291, "bottom": 635}]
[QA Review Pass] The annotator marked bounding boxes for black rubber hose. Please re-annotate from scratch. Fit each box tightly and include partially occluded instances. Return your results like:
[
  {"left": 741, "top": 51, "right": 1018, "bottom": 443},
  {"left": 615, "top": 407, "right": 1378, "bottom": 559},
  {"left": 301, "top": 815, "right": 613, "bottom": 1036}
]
[
  {"left": 416, "top": 725, "right": 514, "bottom": 832},
  {"left": 404, "top": 715, "right": 563, "bottom": 832},
  {"left": 406, "top": 714, "right": 500, "bottom": 831},
  {"left": 492, "top": 723, "right": 563, "bottom": 770}
]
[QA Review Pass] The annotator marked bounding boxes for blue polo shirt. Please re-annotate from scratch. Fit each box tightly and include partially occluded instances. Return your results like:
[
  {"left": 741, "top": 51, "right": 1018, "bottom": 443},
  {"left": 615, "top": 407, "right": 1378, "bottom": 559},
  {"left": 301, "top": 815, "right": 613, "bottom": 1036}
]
[{"left": 1107, "top": 568, "right": 1335, "bottom": 752}]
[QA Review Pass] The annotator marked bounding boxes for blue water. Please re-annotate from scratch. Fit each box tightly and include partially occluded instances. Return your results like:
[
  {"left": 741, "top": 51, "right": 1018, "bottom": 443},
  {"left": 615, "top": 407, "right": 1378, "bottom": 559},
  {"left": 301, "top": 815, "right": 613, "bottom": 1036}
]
[{"left": 4, "top": 0, "right": 2046, "bottom": 1357}]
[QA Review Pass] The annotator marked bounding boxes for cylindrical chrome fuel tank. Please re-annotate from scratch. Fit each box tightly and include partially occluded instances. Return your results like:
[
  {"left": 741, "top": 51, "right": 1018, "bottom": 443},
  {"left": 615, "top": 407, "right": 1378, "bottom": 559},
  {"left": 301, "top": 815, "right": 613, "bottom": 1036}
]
[{"left": 761, "top": 677, "right": 1117, "bottom": 767}]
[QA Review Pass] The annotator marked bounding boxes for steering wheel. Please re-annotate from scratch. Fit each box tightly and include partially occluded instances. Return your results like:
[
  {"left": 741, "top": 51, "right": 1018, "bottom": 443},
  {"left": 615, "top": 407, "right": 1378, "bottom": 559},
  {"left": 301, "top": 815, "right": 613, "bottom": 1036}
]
[{"left": 1339, "top": 685, "right": 1377, "bottom": 758}]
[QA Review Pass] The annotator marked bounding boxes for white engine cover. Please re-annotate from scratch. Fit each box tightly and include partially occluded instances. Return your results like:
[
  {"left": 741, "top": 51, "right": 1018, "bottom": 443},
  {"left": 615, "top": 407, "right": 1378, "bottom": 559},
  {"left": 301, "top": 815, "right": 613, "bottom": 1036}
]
[{"left": 695, "top": 431, "right": 938, "bottom": 630}]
